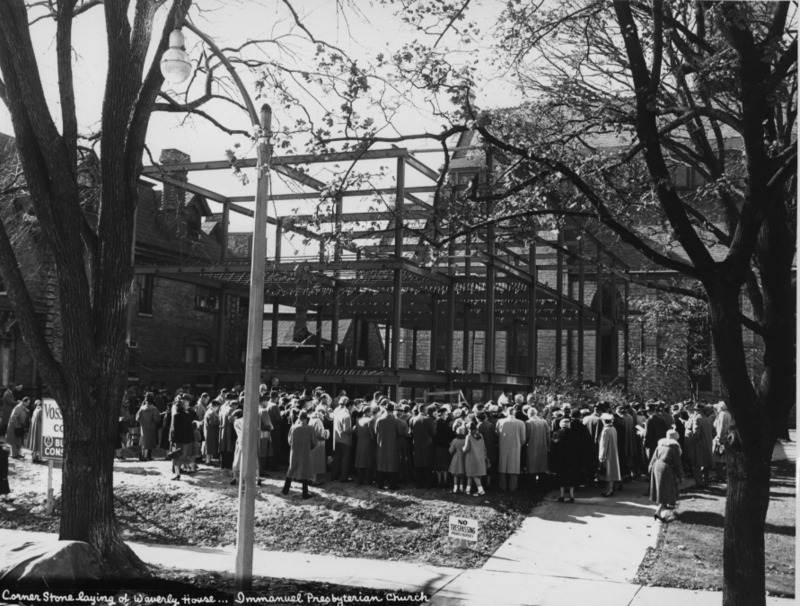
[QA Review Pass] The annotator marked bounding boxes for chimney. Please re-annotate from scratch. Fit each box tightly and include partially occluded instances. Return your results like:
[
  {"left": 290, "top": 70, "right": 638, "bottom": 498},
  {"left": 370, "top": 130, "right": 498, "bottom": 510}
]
[{"left": 158, "top": 149, "right": 191, "bottom": 237}]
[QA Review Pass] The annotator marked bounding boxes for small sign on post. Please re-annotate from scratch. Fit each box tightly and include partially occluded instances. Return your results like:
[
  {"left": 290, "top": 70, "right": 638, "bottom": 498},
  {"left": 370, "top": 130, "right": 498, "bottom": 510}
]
[
  {"left": 40, "top": 399, "right": 63, "bottom": 514},
  {"left": 448, "top": 515, "right": 478, "bottom": 548}
]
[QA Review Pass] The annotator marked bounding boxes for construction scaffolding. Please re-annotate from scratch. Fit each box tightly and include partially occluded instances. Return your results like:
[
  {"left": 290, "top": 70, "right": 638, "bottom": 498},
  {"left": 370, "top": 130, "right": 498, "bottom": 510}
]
[{"left": 139, "top": 143, "right": 630, "bottom": 400}]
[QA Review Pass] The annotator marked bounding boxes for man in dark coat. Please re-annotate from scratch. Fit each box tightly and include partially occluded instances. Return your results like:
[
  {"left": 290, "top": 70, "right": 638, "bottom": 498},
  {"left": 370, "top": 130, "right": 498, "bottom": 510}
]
[
  {"left": 643, "top": 403, "right": 669, "bottom": 461},
  {"left": 374, "top": 402, "right": 407, "bottom": 490},
  {"left": 409, "top": 404, "right": 436, "bottom": 487}
]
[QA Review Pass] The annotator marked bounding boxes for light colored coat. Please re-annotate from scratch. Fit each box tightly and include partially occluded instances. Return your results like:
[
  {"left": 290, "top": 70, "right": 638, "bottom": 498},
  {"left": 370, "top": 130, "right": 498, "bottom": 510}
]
[
  {"left": 26, "top": 404, "right": 42, "bottom": 457},
  {"left": 448, "top": 437, "right": 466, "bottom": 475},
  {"left": 598, "top": 425, "right": 622, "bottom": 482},
  {"left": 496, "top": 416, "right": 527, "bottom": 474},
  {"left": 287, "top": 421, "right": 318, "bottom": 481},
  {"left": 713, "top": 410, "right": 732, "bottom": 463},
  {"left": 463, "top": 433, "right": 487, "bottom": 477},
  {"left": 524, "top": 416, "right": 550, "bottom": 474},
  {"left": 4, "top": 402, "right": 28, "bottom": 447}
]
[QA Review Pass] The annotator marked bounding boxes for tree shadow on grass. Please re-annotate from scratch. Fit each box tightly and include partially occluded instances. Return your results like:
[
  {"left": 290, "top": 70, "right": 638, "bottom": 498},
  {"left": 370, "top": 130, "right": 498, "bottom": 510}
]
[{"left": 677, "top": 510, "right": 795, "bottom": 536}]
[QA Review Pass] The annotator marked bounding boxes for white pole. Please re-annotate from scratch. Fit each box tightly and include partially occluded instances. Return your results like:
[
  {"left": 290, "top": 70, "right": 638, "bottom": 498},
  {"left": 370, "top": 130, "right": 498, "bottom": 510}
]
[{"left": 235, "top": 104, "right": 272, "bottom": 593}]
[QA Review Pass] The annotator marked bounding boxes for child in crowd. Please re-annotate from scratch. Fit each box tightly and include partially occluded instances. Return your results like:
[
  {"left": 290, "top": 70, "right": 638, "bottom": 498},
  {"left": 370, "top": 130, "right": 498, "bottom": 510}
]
[
  {"left": 448, "top": 425, "right": 467, "bottom": 494},
  {"left": 463, "top": 420, "right": 487, "bottom": 496}
]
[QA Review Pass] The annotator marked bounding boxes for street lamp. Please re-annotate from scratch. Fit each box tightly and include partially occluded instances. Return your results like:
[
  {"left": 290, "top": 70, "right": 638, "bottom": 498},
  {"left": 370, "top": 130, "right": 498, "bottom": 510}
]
[{"left": 160, "top": 24, "right": 270, "bottom": 593}]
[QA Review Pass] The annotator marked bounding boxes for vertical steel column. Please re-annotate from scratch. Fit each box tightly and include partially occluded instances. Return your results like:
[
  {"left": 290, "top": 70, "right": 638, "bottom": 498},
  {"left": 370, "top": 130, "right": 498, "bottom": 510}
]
[
  {"left": 595, "top": 245, "right": 603, "bottom": 383},
  {"left": 270, "top": 219, "right": 282, "bottom": 368},
  {"left": 221, "top": 199, "right": 230, "bottom": 261},
  {"left": 485, "top": 214, "right": 496, "bottom": 400},
  {"left": 430, "top": 295, "right": 439, "bottom": 370},
  {"left": 578, "top": 238, "right": 585, "bottom": 382},
  {"left": 392, "top": 157, "right": 405, "bottom": 370},
  {"left": 624, "top": 279, "right": 630, "bottom": 386},
  {"left": 330, "top": 193, "right": 343, "bottom": 367},
  {"left": 528, "top": 241, "right": 538, "bottom": 382},
  {"left": 462, "top": 231, "right": 472, "bottom": 373},
  {"left": 555, "top": 231, "right": 564, "bottom": 374}
]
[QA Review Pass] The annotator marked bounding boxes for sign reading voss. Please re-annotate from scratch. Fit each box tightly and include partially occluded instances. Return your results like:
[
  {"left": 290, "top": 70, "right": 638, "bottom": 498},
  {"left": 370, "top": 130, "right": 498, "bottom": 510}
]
[
  {"left": 448, "top": 516, "right": 478, "bottom": 542},
  {"left": 41, "top": 399, "right": 64, "bottom": 460}
]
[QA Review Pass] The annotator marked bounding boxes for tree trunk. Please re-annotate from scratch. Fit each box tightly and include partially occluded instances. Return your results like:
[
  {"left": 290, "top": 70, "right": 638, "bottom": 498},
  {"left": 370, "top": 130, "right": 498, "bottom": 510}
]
[
  {"left": 60, "top": 385, "right": 147, "bottom": 578},
  {"left": 706, "top": 279, "right": 774, "bottom": 606},
  {"left": 723, "top": 440, "right": 771, "bottom": 606}
]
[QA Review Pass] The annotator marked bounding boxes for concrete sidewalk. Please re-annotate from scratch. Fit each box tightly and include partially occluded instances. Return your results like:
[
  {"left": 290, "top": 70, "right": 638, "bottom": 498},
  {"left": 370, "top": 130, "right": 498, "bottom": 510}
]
[{"left": 0, "top": 432, "right": 794, "bottom": 605}]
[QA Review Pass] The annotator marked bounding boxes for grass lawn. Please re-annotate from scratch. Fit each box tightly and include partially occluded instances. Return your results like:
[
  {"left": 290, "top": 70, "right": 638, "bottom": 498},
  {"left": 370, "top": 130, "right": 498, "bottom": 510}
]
[{"left": 635, "top": 457, "right": 795, "bottom": 598}]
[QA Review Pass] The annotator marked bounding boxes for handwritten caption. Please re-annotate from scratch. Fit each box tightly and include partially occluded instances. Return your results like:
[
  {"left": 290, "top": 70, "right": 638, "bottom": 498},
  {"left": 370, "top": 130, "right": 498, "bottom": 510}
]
[{"left": 1, "top": 590, "right": 430, "bottom": 606}]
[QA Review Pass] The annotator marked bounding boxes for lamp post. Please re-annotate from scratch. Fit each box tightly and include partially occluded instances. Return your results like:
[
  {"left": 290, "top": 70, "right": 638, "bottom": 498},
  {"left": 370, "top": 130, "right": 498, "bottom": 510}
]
[{"left": 160, "top": 25, "right": 270, "bottom": 592}]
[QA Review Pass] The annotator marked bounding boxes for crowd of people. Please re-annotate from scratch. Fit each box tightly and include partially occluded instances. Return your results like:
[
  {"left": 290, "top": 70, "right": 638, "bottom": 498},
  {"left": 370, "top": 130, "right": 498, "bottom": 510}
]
[
  {"left": 0, "top": 380, "right": 734, "bottom": 520},
  {"left": 118, "top": 384, "right": 732, "bottom": 514}
]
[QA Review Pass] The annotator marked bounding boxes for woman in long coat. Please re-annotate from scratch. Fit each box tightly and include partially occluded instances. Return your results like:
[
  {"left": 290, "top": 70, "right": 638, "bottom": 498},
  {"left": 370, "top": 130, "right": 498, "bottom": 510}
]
[
  {"left": 598, "top": 413, "right": 622, "bottom": 497},
  {"left": 169, "top": 396, "right": 195, "bottom": 480},
  {"left": 354, "top": 408, "right": 376, "bottom": 485},
  {"left": 309, "top": 408, "right": 329, "bottom": 483},
  {"left": 524, "top": 409, "right": 550, "bottom": 479},
  {"left": 4, "top": 399, "right": 29, "bottom": 458},
  {"left": 433, "top": 408, "right": 454, "bottom": 488},
  {"left": 136, "top": 393, "right": 160, "bottom": 461},
  {"left": 203, "top": 400, "right": 221, "bottom": 465},
  {"left": 712, "top": 402, "right": 732, "bottom": 481},
  {"left": 218, "top": 397, "right": 238, "bottom": 470},
  {"left": 550, "top": 418, "right": 581, "bottom": 503},
  {"left": 282, "top": 410, "right": 318, "bottom": 498},
  {"left": 649, "top": 428, "right": 683, "bottom": 521},
  {"left": 26, "top": 400, "right": 43, "bottom": 463},
  {"left": 409, "top": 405, "right": 436, "bottom": 487}
]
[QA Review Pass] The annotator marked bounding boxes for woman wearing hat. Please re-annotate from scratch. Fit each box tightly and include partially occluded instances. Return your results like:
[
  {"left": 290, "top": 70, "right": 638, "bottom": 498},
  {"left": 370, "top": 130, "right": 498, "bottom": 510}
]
[
  {"left": 598, "top": 413, "right": 621, "bottom": 497},
  {"left": 649, "top": 429, "right": 683, "bottom": 521}
]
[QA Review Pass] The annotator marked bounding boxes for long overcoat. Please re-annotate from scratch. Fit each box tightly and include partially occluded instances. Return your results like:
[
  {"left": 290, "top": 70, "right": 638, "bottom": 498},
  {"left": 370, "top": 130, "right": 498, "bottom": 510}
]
[
  {"left": 495, "top": 416, "right": 526, "bottom": 474},
  {"left": 287, "top": 421, "right": 318, "bottom": 481},
  {"left": 409, "top": 413, "right": 436, "bottom": 468},
  {"left": 712, "top": 410, "right": 732, "bottom": 463},
  {"left": 374, "top": 412, "right": 407, "bottom": 473},
  {"left": 598, "top": 425, "right": 622, "bottom": 482},
  {"left": 524, "top": 416, "right": 550, "bottom": 474},
  {"left": 463, "top": 433, "right": 487, "bottom": 477},
  {"left": 309, "top": 414, "right": 328, "bottom": 476},
  {"left": 26, "top": 404, "right": 42, "bottom": 457},
  {"left": 136, "top": 403, "right": 161, "bottom": 450},
  {"left": 354, "top": 416, "right": 376, "bottom": 469},
  {"left": 4, "top": 402, "right": 28, "bottom": 447},
  {"left": 686, "top": 412, "right": 714, "bottom": 468},
  {"left": 218, "top": 403, "right": 237, "bottom": 453},
  {"left": 649, "top": 438, "right": 683, "bottom": 506},
  {"left": 550, "top": 427, "right": 581, "bottom": 487},
  {"left": 203, "top": 407, "right": 220, "bottom": 457}
]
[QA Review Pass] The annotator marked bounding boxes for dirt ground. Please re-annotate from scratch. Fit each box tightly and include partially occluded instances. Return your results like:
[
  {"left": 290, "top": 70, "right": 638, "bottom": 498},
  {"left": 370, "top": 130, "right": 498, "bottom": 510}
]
[{"left": 1, "top": 445, "right": 537, "bottom": 569}]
